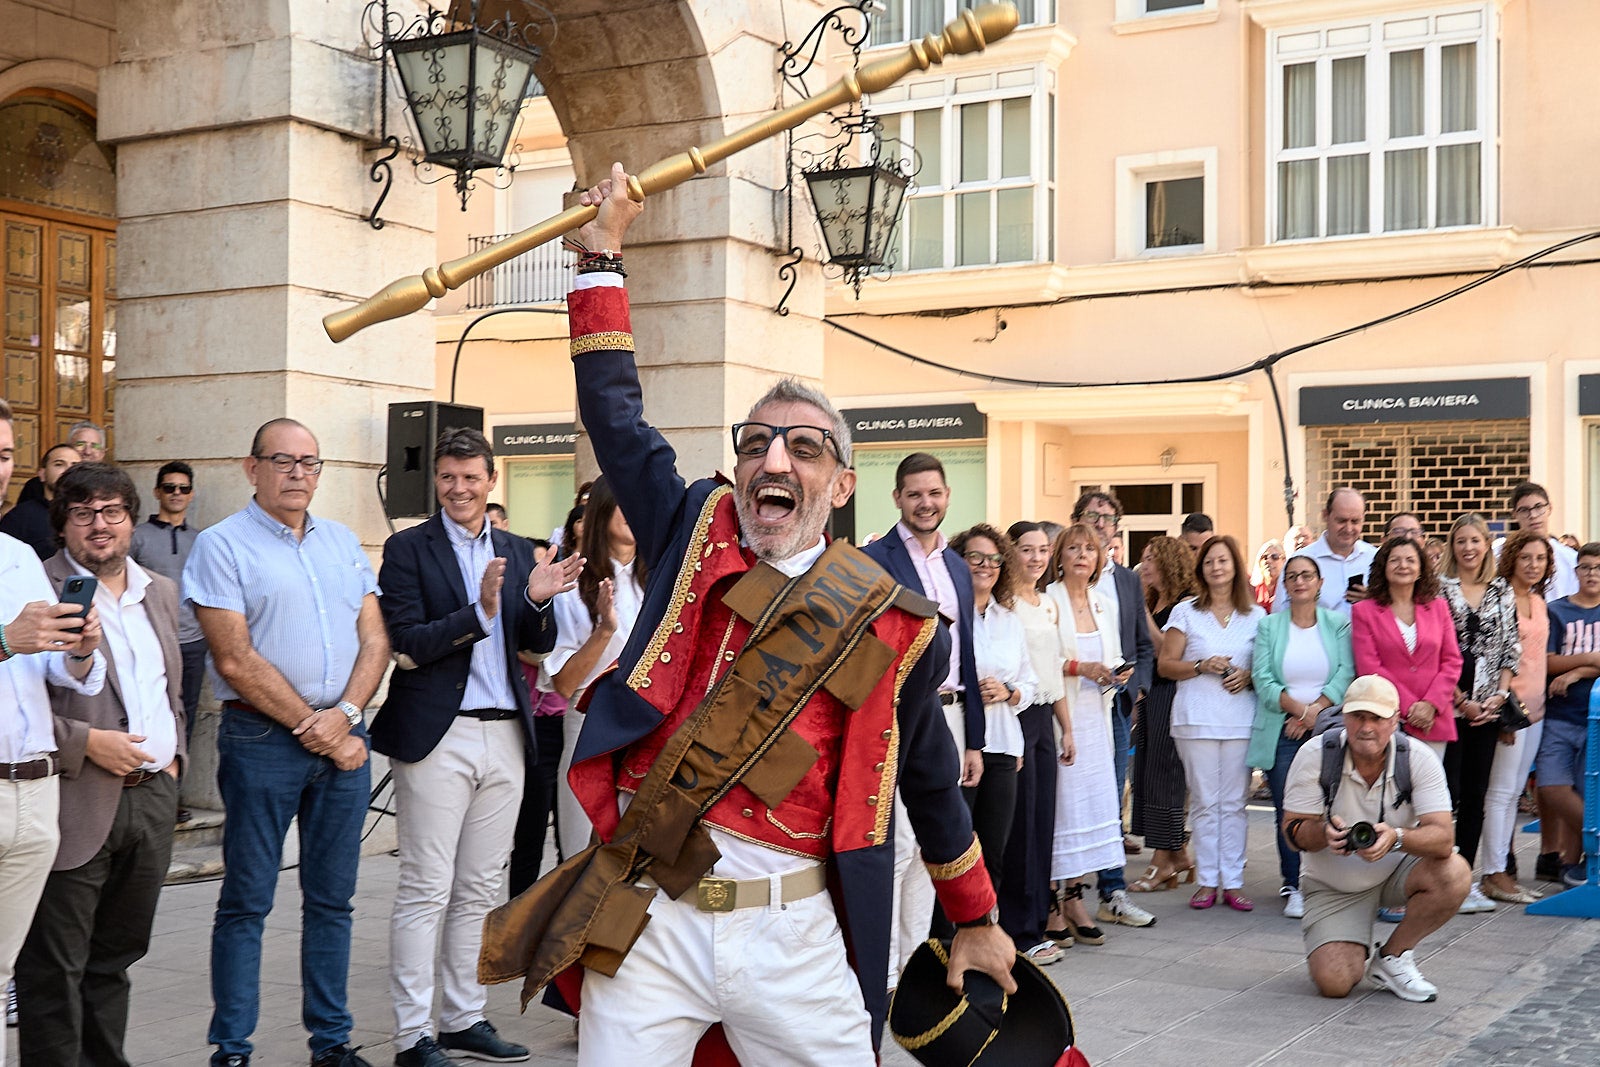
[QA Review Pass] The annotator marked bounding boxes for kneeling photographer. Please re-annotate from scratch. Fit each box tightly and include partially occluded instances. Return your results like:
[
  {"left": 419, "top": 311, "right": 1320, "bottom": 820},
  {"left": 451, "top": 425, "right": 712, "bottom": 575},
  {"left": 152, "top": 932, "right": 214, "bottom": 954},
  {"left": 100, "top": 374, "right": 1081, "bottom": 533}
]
[{"left": 1280, "top": 675, "right": 1471, "bottom": 1002}]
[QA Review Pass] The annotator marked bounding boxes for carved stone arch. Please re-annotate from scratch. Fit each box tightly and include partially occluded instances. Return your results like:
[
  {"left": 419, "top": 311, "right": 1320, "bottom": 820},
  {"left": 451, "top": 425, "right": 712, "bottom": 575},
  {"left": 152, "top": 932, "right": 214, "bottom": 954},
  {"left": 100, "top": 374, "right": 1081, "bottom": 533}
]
[{"left": 0, "top": 60, "right": 100, "bottom": 110}]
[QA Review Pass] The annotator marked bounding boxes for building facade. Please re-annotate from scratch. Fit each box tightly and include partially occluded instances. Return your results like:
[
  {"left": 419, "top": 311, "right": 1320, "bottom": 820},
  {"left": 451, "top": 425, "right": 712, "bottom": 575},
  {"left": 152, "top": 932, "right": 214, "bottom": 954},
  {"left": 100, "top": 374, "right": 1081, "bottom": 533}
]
[{"left": 438, "top": 0, "right": 1600, "bottom": 558}]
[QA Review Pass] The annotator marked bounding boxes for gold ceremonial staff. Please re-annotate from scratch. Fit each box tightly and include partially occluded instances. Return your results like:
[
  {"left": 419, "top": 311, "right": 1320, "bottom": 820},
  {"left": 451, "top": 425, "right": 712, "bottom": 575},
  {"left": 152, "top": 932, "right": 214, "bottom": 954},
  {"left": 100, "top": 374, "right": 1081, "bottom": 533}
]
[{"left": 323, "top": 2, "right": 1020, "bottom": 343}]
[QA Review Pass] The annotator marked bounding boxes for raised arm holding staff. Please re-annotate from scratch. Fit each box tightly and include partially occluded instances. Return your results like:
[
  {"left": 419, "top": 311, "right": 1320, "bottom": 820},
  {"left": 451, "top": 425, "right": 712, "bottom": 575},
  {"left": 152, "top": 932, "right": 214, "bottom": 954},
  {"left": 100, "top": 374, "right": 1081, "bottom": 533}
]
[{"left": 322, "top": 2, "right": 1020, "bottom": 343}]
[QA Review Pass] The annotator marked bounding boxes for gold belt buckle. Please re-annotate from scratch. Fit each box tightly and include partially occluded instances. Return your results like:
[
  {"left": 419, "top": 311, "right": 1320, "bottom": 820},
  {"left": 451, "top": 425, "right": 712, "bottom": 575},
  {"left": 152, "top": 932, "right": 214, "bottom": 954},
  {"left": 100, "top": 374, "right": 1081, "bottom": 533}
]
[{"left": 696, "top": 876, "right": 738, "bottom": 913}]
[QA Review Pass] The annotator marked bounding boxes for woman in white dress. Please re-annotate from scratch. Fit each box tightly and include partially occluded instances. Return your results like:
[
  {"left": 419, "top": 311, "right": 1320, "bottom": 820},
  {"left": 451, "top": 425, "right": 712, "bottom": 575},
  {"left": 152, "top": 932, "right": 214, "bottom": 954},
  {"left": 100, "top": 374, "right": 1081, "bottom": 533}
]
[
  {"left": 1043, "top": 523, "right": 1130, "bottom": 946},
  {"left": 538, "top": 477, "right": 646, "bottom": 862},
  {"left": 1157, "top": 535, "right": 1264, "bottom": 912}
]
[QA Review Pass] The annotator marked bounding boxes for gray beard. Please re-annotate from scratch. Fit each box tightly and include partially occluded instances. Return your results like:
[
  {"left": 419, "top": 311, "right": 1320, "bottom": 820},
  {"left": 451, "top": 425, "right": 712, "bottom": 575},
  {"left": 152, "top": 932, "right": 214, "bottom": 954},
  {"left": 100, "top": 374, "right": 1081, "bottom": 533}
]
[{"left": 733, "top": 486, "right": 833, "bottom": 564}]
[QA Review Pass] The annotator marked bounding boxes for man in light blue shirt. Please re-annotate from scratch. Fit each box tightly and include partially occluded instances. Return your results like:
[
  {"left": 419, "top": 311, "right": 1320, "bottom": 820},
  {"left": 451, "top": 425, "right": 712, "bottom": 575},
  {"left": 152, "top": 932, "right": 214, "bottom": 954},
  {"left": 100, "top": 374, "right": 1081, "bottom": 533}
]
[
  {"left": 1273, "top": 488, "right": 1377, "bottom": 617},
  {"left": 184, "top": 418, "right": 389, "bottom": 1067}
]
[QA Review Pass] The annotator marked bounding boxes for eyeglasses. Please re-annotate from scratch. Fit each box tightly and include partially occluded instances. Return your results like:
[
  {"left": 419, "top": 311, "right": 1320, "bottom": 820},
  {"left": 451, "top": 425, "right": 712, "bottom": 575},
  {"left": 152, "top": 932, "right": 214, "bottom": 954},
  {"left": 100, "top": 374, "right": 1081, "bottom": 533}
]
[
  {"left": 1262, "top": 552, "right": 1285, "bottom": 562},
  {"left": 1284, "top": 570, "right": 1320, "bottom": 583},
  {"left": 65, "top": 503, "right": 130, "bottom": 526},
  {"left": 963, "top": 550, "right": 1004, "bottom": 569},
  {"left": 71, "top": 441, "right": 101, "bottom": 454},
  {"left": 1513, "top": 500, "right": 1551, "bottom": 519},
  {"left": 730, "top": 422, "right": 840, "bottom": 463},
  {"left": 253, "top": 453, "right": 324, "bottom": 474},
  {"left": 1576, "top": 564, "right": 1600, "bottom": 576},
  {"left": 158, "top": 483, "right": 193, "bottom": 495},
  {"left": 1080, "top": 511, "right": 1119, "bottom": 527}
]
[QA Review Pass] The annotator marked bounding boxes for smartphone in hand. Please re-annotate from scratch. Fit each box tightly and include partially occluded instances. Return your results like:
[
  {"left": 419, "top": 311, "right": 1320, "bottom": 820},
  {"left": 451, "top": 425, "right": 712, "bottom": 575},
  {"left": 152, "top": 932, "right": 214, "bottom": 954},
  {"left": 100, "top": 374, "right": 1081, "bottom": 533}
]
[{"left": 58, "top": 575, "right": 98, "bottom": 633}]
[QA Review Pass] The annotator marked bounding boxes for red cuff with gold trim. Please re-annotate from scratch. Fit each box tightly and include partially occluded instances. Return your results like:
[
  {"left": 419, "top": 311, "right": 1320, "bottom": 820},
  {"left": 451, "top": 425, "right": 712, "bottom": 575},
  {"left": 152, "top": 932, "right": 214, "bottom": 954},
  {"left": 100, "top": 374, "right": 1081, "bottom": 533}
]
[
  {"left": 569, "top": 285, "right": 632, "bottom": 356},
  {"left": 925, "top": 834, "right": 997, "bottom": 923}
]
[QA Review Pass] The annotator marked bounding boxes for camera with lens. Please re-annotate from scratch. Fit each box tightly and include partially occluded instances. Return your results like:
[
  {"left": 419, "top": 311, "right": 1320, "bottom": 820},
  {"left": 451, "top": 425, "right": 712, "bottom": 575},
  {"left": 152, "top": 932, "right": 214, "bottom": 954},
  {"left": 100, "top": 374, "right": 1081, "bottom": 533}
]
[{"left": 1344, "top": 821, "right": 1379, "bottom": 852}]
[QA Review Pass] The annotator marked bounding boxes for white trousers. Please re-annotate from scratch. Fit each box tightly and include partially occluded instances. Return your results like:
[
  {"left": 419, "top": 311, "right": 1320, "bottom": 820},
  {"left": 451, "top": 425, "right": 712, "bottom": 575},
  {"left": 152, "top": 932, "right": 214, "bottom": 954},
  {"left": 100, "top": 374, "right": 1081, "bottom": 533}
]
[
  {"left": 887, "top": 792, "right": 934, "bottom": 987},
  {"left": 1174, "top": 737, "right": 1251, "bottom": 890},
  {"left": 579, "top": 881, "right": 874, "bottom": 1066},
  {"left": 556, "top": 706, "right": 594, "bottom": 860},
  {"left": 389, "top": 717, "right": 524, "bottom": 1048},
  {"left": 0, "top": 776, "right": 60, "bottom": 1065},
  {"left": 1480, "top": 721, "right": 1544, "bottom": 877}
]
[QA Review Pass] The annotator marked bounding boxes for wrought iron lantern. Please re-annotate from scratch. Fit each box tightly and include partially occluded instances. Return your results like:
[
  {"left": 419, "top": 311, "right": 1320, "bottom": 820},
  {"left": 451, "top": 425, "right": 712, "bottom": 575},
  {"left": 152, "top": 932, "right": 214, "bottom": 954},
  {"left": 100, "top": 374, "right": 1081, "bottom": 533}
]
[
  {"left": 364, "top": 1, "right": 552, "bottom": 225},
  {"left": 803, "top": 157, "right": 910, "bottom": 290}
]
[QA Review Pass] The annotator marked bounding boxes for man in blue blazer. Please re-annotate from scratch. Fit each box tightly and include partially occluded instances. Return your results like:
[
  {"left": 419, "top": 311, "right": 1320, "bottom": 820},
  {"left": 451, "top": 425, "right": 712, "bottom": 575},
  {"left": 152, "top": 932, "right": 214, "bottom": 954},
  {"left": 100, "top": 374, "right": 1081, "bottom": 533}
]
[
  {"left": 372, "top": 428, "right": 578, "bottom": 1067},
  {"left": 1073, "top": 491, "right": 1158, "bottom": 930},
  {"left": 863, "top": 452, "right": 984, "bottom": 951}
]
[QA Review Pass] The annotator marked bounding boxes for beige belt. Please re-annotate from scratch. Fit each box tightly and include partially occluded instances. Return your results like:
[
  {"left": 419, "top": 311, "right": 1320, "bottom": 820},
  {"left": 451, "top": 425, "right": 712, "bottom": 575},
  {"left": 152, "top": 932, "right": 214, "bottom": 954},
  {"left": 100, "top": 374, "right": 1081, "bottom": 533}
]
[{"left": 692, "top": 865, "right": 828, "bottom": 913}]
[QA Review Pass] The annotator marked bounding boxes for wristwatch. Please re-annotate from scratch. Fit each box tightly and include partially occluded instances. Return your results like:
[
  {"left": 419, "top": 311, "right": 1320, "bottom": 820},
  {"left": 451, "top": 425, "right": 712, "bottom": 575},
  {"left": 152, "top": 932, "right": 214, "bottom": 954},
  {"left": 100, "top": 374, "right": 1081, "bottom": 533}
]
[
  {"left": 1392, "top": 827, "right": 1406, "bottom": 854},
  {"left": 336, "top": 700, "right": 363, "bottom": 728},
  {"left": 955, "top": 905, "right": 1000, "bottom": 929}
]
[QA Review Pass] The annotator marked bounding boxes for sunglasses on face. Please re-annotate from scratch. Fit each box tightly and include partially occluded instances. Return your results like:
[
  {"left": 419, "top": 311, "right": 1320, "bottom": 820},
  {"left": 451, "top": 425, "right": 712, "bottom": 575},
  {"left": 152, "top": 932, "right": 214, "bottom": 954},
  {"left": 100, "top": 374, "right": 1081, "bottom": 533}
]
[{"left": 159, "top": 483, "right": 193, "bottom": 494}]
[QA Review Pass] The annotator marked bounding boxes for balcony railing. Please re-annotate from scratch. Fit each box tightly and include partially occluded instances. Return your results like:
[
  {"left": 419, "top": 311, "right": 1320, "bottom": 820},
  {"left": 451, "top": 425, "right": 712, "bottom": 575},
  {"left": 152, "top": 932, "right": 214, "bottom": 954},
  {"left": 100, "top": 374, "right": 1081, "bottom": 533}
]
[{"left": 463, "top": 235, "right": 577, "bottom": 309}]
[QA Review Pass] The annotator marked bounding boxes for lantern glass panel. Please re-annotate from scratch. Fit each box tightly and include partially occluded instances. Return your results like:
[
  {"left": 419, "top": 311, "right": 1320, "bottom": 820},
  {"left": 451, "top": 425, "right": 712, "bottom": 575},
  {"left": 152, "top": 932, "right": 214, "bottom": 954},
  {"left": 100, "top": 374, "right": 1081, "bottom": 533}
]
[
  {"left": 392, "top": 32, "right": 475, "bottom": 162},
  {"left": 865, "top": 168, "right": 909, "bottom": 264},
  {"left": 805, "top": 167, "right": 874, "bottom": 266},
  {"left": 472, "top": 36, "right": 537, "bottom": 161}
]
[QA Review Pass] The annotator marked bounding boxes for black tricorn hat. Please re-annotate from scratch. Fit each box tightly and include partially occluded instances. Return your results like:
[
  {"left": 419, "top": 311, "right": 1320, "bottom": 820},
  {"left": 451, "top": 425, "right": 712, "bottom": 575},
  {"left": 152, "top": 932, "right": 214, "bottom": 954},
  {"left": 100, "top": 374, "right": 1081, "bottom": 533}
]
[{"left": 888, "top": 939, "right": 1081, "bottom": 1066}]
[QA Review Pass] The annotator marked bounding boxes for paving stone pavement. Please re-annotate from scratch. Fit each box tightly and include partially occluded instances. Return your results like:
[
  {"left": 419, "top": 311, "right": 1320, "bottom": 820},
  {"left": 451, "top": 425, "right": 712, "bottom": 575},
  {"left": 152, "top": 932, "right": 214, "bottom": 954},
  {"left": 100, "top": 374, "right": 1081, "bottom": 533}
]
[{"left": 7, "top": 805, "right": 1596, "bottom": 1066}]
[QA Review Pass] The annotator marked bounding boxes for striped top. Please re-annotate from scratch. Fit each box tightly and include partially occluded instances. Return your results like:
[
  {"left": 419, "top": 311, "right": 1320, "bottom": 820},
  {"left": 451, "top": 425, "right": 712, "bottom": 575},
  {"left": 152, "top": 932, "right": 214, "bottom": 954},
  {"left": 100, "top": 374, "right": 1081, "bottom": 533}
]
[{"left": 183, "top": 499, "right": 378, "bottom": 707}]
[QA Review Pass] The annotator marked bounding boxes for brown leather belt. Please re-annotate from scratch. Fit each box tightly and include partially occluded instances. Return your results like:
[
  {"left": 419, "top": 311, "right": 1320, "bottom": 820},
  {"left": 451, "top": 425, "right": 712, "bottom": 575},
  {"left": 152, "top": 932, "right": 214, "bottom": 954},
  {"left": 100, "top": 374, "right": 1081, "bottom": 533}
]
[
  {"left": 3, "top": 755, "right": 59, "bottom": 781},
  {"left": 123, "top": 770, "right": 160, "bottom": 788}
]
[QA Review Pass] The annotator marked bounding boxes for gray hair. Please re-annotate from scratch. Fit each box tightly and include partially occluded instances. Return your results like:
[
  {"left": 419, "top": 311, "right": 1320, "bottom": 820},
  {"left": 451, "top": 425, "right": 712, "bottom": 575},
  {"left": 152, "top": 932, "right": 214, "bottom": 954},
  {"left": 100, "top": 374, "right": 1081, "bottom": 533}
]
[
  {"left": 67, "top": 420, "right": 106, "bottom": 445},
  {"left": 747, "top": 378, "right": 853, "bottom": 467}
]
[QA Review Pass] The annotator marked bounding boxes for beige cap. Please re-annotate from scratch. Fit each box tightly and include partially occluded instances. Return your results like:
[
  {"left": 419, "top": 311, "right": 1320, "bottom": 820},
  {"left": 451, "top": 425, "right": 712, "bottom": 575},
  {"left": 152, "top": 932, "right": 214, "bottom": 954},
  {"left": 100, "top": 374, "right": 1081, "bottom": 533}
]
[{"left": 1342, "top": 674, "right": 1401, "bottom": 718}]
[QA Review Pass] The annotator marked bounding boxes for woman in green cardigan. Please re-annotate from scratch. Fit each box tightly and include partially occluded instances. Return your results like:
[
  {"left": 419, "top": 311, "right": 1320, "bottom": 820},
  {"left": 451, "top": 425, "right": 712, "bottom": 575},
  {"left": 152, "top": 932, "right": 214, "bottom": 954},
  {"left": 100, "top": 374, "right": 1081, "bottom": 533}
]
[{"left": 1248, "top": 555, "right": 1356, "bottom": 919}]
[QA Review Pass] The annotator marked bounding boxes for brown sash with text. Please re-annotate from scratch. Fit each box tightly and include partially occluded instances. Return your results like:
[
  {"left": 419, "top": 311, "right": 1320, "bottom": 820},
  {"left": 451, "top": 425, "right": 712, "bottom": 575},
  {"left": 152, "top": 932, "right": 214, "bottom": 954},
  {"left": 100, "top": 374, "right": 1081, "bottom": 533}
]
[{"left": 479, "top": 540, "right": 927, "bottom": 1006}]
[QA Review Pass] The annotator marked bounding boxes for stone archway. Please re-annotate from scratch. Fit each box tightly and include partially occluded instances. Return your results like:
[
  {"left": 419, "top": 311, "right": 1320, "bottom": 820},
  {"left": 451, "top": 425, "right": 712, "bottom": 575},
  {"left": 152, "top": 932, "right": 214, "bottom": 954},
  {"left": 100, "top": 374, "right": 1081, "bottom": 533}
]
[{"left": 530, "top": 0, "right": 831, "bottom": 477}]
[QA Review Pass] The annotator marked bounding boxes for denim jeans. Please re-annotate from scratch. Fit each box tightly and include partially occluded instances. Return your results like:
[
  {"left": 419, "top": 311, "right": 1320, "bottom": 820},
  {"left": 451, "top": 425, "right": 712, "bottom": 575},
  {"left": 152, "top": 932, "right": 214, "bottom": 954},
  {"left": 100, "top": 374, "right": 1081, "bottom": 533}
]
[
  {"left": 1264, "top": 729, "right": 1311, "bottom": 889},
  {"left": 208, "top": 707, "right": 369, "bottom": 1062},
  {"left": 1096, "top": 698, "right": 1132, "bottom": 898}
]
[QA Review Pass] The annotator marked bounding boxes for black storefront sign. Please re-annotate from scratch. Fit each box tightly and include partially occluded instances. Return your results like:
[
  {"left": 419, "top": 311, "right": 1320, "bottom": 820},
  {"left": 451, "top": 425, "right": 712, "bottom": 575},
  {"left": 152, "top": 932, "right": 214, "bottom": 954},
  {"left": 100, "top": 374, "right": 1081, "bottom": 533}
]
[
  {"left": 1300, "top": 377, "right": 1528, "bottom": 426},
  {"left": 494, "top": 423, "right": 578, "bottom": 456},
  {"left": 842, "top": 402, "right": 987, "bottom": 443}
]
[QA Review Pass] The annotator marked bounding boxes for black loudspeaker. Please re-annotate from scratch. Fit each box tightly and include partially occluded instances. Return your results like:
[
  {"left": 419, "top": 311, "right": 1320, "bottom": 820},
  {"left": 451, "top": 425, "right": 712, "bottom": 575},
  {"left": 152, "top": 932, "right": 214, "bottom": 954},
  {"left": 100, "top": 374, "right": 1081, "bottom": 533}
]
[{"left": 385, "top": 401, "right": 485, "bottom": 518}]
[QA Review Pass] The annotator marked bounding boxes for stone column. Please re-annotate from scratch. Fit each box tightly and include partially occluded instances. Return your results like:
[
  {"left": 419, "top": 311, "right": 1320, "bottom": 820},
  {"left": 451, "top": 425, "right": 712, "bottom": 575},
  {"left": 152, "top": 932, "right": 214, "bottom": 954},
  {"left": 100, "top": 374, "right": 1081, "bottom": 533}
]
[{"left": 99, "top": 0, "right": 434, "bottom": 809}]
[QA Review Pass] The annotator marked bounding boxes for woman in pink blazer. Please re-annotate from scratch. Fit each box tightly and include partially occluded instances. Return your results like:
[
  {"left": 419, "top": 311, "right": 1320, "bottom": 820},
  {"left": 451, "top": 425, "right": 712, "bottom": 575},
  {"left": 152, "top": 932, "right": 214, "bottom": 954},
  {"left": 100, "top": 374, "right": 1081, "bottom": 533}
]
[{"left": 1351, "top": 536, "right": 1464, "bottom": 758}]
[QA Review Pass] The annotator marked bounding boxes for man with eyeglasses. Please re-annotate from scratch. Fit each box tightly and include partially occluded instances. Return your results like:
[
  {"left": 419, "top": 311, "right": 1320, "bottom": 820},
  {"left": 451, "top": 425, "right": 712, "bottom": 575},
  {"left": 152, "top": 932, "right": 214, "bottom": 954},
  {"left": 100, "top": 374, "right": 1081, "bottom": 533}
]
[
  {"left": 17, "top": 462, "right": 184, "bottom": 1066},
  {"left": 131, "top": 461, "right": 206, "bottom": 821},
  {"left": 1492, "top": 482, "right": 1577, "bottom": 599},
  {"left": 0, "top": 399, "right": 106, "bottom": 1063},
  {"left": 184, "top": 418, "right": 390, "bottom": 1067},
  {"left": 1273, "top": 488, "right": 1377, "bottom": 617},
  {"left": 489, "top": 164, "right": 1013, "bottom": 1066},
  {"left": 67, "top": 422, "right": 107, "bottom": 463},
  {"left": 1070, "top": 491, "right": 1157, "bottom": 930},
  {"left": 0, "top": 444, "right": 83, "bottom": 560}
]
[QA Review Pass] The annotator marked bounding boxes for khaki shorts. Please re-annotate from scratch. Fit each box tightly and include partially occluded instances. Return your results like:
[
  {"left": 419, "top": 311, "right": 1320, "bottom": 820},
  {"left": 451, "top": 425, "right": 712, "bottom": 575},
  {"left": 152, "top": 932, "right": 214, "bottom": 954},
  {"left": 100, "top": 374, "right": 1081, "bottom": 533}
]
[{"left": 1300, "top": 854, "right": 1422, "bottom": 954}]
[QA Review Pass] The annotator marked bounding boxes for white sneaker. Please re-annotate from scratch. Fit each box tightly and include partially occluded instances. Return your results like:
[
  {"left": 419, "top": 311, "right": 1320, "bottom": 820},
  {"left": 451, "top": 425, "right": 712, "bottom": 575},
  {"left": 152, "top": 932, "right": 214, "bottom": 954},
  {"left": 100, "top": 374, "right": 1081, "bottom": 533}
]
[
  {"left": 1458, "top": 883, "right": 1497, "bottom": 914},
  {"left": 1366, "top": 949, "right": 1439, "bottom": 1002},
  {"left": 1282, "top": 887, "right": 1305, "bottom": 919},
  {"left": 1097, "top": 889, "right": 1157, "bottom": 928}
]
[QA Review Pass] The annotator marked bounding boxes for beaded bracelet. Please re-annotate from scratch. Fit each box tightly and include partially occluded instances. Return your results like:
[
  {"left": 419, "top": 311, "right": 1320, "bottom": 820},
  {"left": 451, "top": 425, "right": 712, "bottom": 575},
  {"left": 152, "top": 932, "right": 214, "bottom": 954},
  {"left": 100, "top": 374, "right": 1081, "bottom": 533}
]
[{"left": 0, "top": 621, "right": 12, "bottom": 659}]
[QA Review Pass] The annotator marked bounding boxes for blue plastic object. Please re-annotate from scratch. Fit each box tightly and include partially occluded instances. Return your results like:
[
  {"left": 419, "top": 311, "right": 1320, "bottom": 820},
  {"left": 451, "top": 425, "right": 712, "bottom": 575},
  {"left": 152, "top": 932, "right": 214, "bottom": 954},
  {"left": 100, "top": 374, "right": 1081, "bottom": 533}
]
[{"left": 1528, "top": 686, "right": 1600, "bottom": 918}]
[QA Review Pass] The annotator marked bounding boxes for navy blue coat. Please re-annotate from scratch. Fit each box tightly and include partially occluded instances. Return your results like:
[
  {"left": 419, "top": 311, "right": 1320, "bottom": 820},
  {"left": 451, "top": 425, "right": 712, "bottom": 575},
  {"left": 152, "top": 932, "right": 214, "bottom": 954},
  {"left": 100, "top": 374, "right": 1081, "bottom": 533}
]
[
  {"left": 371, "top": 512, "right": 555, "bottom": 764},
  {"left": 570, "top": 332, "right": 982, "bottom": 1046},
  {"left": 1107, "top": 562, "right": 1155, "bottom": 712},
  {"left": 863, "top": 530, "right": 985, "bottom": 751}
]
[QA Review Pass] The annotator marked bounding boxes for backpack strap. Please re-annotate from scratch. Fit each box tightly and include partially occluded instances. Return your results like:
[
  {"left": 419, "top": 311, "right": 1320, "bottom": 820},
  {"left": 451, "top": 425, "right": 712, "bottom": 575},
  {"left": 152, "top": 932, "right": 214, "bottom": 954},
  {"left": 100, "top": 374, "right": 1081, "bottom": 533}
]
[
  {"left": 1318, "top": 727, "right": 1347, "bottom": 815},
  {"left": 1391, "top": 731, "right": 1413, "bottom": 808}
]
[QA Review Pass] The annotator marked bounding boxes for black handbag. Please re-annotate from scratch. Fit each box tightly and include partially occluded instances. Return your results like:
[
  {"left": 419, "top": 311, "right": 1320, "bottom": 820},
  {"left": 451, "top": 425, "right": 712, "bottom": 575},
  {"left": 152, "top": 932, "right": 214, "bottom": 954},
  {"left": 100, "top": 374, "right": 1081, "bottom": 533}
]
[{"left": 1496, "top": 690, "right": 1533, "bottom": 732}]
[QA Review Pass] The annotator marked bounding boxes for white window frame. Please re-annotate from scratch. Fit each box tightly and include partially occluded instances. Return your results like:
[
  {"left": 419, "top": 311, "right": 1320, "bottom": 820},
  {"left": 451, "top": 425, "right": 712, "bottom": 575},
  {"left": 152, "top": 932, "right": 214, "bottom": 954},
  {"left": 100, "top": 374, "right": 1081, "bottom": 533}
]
[
  {"left": 868, "top": 0, "right": 1056, "bottom": 49},
  {"left": 875, "top": 72, "right": 1054, "bottom": 273},
  {"left": 1115, "top": 147, "right": 1218, "bottom": 259},
  {"left": 1114, "top": 0, "right": 1219, "bottom": 32},
  {"left": 1266, "top": 3, "right": 1496, "bottom": 243}
]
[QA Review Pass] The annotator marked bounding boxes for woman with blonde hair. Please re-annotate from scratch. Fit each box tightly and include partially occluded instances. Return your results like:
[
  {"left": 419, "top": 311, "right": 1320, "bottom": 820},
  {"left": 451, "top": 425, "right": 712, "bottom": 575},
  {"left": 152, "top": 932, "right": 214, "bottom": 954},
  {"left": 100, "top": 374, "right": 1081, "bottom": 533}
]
[
  {"left": 1042, "top": 524, "right": 1129, "bottom": 945},
  {"left": 1129, "top": 536, "right": 1197, "bottom": 891},
  {"left": 1251, "top": 539, "right": 1286, "bottom": 610},
  {"left": 1158, "top": 535, "right": 1264, "bottom": 911},
  {"left": 1440, "top": 513, "right": 1520, "bottom": 913}
]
